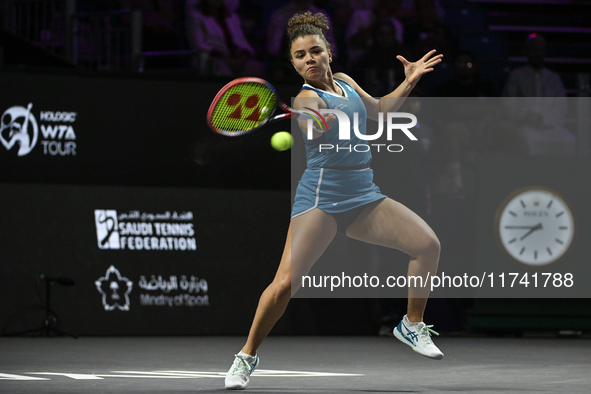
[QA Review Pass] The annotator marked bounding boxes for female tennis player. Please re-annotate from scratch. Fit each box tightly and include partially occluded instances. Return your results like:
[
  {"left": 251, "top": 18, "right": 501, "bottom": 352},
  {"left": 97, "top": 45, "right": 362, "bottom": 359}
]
[{"left": 225, "top": 11, "right": 443, "bottom": 390}]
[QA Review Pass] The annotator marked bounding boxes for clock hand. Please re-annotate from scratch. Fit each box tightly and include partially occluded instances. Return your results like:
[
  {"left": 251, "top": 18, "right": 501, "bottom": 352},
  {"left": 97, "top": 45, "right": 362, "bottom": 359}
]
[
  {"left": 504, "top": 225, "right": 538, "bottom": 229},
  {"left": 519, "top": 223, "right": 543, "bottom": 241}
]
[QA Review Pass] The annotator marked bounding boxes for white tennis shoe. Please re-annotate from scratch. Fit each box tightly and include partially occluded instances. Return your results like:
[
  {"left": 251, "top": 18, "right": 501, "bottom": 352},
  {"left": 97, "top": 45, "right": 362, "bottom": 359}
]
[
  {"left": 394, "top": 314, "right": 444, "bottom": 360},
  {"left": 225, "top": 352, "right": 259, "bottom": 390}
]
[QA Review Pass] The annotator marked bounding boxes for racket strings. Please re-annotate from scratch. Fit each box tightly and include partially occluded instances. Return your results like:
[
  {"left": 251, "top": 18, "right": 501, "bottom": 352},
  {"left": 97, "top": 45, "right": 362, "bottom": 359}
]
[{"left": 210, "top": 82, "right": 276, "bottom": 135}]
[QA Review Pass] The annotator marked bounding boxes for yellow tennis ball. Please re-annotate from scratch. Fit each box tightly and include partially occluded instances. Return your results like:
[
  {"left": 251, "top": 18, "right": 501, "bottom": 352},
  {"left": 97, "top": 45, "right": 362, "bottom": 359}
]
[{"left": 271, "top": 132, "right": 293, "bottom": 151}]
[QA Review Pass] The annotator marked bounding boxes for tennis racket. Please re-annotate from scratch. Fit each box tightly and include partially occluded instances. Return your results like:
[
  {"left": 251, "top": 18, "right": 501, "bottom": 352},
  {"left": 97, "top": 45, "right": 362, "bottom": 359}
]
[{"left": 207, "top": 77, "right": 294, "bottom": 137}]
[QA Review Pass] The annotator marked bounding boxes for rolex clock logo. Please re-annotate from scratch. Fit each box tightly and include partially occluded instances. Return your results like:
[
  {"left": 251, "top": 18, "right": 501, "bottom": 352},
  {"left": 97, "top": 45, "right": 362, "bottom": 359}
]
[{"left": 495, "top": 187, "right": 575, "bottom": 266}]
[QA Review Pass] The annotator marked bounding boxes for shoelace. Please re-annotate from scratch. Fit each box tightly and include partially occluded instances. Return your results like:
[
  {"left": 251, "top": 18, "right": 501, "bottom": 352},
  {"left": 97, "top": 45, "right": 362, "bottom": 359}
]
[
  {"left": 419, "top": 324, "right": 439, "bottom": 344},
  {"left": 230, "top": 355, "right": 252, "bottom": 377}
]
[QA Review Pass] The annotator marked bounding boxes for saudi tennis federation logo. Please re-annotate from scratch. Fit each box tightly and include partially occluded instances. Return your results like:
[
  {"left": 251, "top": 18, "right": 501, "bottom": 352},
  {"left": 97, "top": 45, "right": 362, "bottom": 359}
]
[
  {"left": 95, "top": 265, "right": 133, "bottom": 311},
  {"left": 95, "top": 210, "right": 120, "bottom": 249},
  {"left": 0, "top": 103, "right": 38, "bottom": 156}
]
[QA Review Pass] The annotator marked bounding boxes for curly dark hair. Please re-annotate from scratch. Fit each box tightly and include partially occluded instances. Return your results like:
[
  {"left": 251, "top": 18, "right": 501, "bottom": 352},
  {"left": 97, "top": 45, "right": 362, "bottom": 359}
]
[{"left": 286, "top": 11, "right": 332, "bottom": 58}]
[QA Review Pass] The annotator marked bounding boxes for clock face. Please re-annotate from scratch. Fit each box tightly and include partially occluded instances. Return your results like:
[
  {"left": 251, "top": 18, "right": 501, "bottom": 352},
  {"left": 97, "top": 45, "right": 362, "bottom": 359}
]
[{"left": 497, "top": 188, "right": 574, "bottom": 266}]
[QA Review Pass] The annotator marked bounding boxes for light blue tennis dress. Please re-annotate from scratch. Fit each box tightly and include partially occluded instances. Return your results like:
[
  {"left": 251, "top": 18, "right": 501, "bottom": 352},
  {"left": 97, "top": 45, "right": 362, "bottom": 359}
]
[{"left": 291, "top": 78, "right": 387, "bottom": 221}]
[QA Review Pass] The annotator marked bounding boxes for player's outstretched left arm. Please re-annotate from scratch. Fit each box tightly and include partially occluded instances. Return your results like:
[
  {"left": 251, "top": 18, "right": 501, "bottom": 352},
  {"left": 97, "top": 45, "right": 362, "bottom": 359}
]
[
  {"left": 379, "top": 49, "right": 443, "bottom": 114},
  {"left": 335, "top": 50, "right": 442, "bottom": 120},
  {"left": 397, "top": 49, "right": 443, "bottom": 86}
]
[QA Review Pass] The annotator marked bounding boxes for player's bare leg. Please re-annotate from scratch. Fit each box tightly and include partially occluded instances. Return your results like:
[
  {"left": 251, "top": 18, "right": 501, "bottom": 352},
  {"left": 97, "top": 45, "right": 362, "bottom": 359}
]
[
  {"left": 241, "top": 208, "right": 337, "bottom": 356},
  {"left": 346, "top": 198, "right": 443, "bottom": 359},
  {"left": 225, "top": 208, "right": 337, "bottom": 389}
]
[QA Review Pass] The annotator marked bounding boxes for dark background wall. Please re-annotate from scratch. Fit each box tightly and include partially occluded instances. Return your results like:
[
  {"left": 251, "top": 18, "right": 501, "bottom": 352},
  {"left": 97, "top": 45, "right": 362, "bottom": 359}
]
[
  {"left": 0, "top": 69, "right": 381, "bottom": 336},
  {"left": 0, "top": 69, "right": 290, "bottom": 189},
  {"left": 1, "top": 0, "right": 591, "bottom": 335}
]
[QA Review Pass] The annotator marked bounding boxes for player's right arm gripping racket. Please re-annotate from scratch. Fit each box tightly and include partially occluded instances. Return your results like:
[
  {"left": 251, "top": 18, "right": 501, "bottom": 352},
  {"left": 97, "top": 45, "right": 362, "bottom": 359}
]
[{"left": 207, "top": 77, "right": 294, "bottom": 137}]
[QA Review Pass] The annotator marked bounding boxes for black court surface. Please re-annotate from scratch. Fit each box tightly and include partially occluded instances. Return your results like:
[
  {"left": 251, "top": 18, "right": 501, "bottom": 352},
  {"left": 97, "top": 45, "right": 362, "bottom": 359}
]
[{"left": 1, "top": 335, "right": 590, "bottom": 393}]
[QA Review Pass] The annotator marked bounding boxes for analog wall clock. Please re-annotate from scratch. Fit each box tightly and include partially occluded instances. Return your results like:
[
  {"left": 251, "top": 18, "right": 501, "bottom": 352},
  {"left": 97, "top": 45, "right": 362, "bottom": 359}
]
[{"left": 495, "top": 187, "right": 575, "bottom": 266}]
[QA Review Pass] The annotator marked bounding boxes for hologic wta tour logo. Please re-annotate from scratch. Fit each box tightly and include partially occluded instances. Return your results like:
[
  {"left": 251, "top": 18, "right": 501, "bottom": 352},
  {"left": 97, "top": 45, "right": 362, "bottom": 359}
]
[
  {"left": 0, "top": 103, "right": 78, "bottom": 157},
  {"left": 0, "top": 104, "right": 38, "bottom": 156},
  {"left": 301, "top": 108, "right": 418, "bottom": 153}
]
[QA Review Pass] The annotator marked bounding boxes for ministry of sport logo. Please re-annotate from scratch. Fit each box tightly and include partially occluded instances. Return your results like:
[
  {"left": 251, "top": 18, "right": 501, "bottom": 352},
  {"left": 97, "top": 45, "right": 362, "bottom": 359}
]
[
  {"left": 95, "top": 265, "right": 210, "bottom": 311},
  {"left": 95, "top": 265, "right": 133, "bottom": 311},
  {"left": 0, "top": 103, "right": 78, "bottom": 157},
  {"left": 299, "top": 108, "right": 418, "bottom": 153}
]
